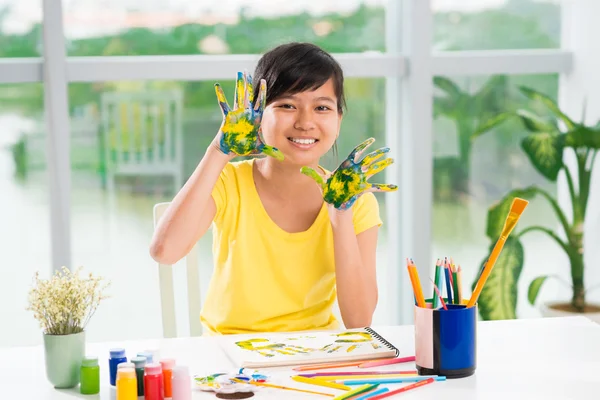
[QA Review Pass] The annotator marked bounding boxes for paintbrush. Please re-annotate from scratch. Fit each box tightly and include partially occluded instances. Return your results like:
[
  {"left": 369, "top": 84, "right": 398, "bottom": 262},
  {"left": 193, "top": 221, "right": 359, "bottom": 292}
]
[{"left": 468, "top": 197, "right": 529, "bottom": 307}]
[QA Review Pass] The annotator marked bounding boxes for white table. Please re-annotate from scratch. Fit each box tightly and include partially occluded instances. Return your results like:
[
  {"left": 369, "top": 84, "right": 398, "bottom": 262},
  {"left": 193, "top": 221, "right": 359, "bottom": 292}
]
[{"left": 3, "top": 316, "right": 600, "bottom": 399}]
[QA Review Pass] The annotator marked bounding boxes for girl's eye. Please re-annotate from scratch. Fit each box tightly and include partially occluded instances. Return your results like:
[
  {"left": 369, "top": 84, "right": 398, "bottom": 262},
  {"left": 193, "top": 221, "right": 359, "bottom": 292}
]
[
  {"left": 278, "top": 104, "right": 295, "bottom": 109},
  {"left": 316, "top": 105, "right": 331, "bottom": 111}
]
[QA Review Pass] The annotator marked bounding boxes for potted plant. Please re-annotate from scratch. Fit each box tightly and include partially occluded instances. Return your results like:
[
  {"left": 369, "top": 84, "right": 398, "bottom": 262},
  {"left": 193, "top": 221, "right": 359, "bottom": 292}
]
[
  {"left": 27, "top": 266, "right": 110, "bottom": 388},
  {"left": 471, "top": 86, "right": 600, "bottom": 321}
]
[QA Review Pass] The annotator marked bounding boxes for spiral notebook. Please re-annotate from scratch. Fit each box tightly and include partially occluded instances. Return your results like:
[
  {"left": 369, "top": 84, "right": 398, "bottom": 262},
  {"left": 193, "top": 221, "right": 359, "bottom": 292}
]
[{"left": 218, "top": 327, "right": 400, "bottom": 368}]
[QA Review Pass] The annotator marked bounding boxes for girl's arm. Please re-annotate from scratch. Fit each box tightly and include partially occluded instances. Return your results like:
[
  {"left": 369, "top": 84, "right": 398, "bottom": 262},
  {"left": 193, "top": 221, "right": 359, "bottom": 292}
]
[
  {"left": 330, "top": 207, "right": 379, "bottom": 328},
  {"left": 149, "top": 145, "right": 232, "bottom": 265}
]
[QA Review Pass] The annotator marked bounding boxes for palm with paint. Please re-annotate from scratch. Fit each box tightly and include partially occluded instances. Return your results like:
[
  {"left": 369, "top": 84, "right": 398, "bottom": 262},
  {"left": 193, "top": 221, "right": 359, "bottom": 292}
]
[
  {"left": 214, "top": 71, "right": 283, "bottom": 160},
  {"left": 301, "top": 138, "right": 398, "bottom": 210}
]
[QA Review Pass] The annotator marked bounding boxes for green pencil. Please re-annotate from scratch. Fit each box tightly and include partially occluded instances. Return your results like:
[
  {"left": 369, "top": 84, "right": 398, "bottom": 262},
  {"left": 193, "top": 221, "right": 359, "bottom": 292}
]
[
  {"left": 452, "top": 271, "right": 459, "bottom": 304},
  {"left": 432, "top": 259, "right": 441, "bottom": 308}
]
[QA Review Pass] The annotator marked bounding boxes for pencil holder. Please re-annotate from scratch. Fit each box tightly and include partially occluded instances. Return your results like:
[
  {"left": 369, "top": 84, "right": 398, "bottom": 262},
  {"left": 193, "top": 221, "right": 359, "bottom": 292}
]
[{"left": 414, "top": 300, "right": 476, "bottom": 379}]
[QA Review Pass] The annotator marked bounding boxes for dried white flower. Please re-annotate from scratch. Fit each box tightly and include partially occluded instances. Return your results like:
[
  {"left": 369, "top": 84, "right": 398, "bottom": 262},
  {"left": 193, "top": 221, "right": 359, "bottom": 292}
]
[{"left": 26, "top": 266, "right": 110, "bottom": 335}]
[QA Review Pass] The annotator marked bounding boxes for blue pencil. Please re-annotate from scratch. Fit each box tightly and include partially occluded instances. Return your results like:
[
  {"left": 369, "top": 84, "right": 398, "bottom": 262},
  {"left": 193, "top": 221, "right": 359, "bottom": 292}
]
[
  {"left": 342, "top": 376, "right": 446, "bottom": 385},
  {"left": 354, "top": 387, "right": 390, "bottom": 400},
  {"left": 444, "top": 264, "right": 453, "bottom": 304}
]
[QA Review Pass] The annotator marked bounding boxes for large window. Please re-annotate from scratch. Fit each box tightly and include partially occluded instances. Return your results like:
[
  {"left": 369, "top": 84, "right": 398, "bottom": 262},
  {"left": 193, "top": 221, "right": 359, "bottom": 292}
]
[
  {"left": 0, "top": 83, "right": 48, "bottom": 347},
  {"left": 63, "top": 1, "right": 387, "bottom": 56},
  {"left": 0, "top": 1, "right": 42, "bottom": 58},
  {"left": 65, "top": 78, "right": 390, "bottom": 341},
  {"left": 433, "top": 0, "right": 561, "bottom": 50}
]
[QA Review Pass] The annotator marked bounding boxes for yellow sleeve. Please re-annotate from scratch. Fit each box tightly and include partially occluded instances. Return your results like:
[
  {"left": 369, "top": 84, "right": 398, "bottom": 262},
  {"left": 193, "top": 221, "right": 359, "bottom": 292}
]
[{"left": 352, "top": 192, "right": 383, "bottom": 235}]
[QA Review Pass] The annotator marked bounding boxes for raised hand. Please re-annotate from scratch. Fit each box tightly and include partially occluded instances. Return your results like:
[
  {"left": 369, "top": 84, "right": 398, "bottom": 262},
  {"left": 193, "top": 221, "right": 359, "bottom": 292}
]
[
  {"left": 301, "top": 138, "right": 397, "bottom": 210},
  {"left": 214, "top": 71, "right": 284, "bottom": 160}
]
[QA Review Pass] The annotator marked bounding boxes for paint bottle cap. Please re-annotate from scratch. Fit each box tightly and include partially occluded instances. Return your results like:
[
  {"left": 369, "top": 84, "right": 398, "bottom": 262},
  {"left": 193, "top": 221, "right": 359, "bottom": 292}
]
[
  {"left": 131, "top": 356, "right": 147, "bottom": 368},
  {"left": 137, "top": 351, "right": 154, "bottom": 363},
  {"left": 118, "top": 362, "right": 135, "bottom": 369},
  {"left": 172, "top": 366, "right": 189, "bottom": 380},
  {"left": 145, "top": 363, "right": 162, "bottom": 375},
  {"left": 117, "top": 368, "right": 136, "bottom": 379},
  {"left": 159, "top": 358, "right": 175, "bottom": 370},
  {"left": 110, "top": 348, "right": 126, "bottom": 359},
  {"left": 82, "top": 356, "right": 98, "bottom": 367}
]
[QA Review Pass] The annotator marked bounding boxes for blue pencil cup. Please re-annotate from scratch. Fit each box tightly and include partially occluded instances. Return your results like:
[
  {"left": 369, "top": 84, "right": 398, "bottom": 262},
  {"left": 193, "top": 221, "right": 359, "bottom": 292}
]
[{"left": 414, "top": 302, "right": 477, "bottom": 379}]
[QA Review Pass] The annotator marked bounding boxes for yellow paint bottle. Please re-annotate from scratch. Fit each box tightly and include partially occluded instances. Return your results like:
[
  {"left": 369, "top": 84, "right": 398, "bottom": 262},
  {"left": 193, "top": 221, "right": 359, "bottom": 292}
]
[{"left": 116, "top": 367, "right": 137, "bottom": 400}]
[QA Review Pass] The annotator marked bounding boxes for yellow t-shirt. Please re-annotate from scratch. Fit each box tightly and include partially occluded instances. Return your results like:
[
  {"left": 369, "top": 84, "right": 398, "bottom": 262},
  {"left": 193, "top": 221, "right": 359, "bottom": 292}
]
[{"left": 200, "top": 159, "right": 383, "bottom": 335}]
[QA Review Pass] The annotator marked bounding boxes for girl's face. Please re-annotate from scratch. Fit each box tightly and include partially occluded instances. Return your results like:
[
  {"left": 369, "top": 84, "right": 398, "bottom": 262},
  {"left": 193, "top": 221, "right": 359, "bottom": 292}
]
[{"left": 259, "top": 78, "right": 342, "bottom": 167}]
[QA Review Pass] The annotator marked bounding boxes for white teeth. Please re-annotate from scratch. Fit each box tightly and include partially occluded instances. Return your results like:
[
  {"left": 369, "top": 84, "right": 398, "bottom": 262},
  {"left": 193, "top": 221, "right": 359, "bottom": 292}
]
[{"left": 289, "top": 138, "right": 316, "bottom": 145}]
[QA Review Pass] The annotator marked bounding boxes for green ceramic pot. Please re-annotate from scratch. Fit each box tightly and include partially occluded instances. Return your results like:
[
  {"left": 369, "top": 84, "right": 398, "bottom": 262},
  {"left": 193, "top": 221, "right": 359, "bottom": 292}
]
[{"left": 43, "top": 331, "right": 86, "bottom": 388}]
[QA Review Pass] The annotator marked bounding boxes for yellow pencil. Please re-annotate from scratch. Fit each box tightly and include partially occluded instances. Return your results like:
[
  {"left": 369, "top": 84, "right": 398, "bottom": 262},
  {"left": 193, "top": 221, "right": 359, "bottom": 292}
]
[
  {"left": 291, "top": 376, "right": 351, "bottom": 390},
  {"left": 231, "top": 378, "right": 334, "bottom": 397},
  {"left": 332, "top": 384, "right": 379, "bottom": 400},
  {"left": 468, "top": 198, "right": 528, "bottom": 307},
  {"left": 410, "top": 263, "right": 426, "bottom": 307}
]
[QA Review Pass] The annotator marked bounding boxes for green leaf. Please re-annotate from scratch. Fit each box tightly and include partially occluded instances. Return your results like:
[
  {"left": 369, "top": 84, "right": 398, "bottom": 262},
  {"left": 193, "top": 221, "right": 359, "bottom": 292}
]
[
  {"left": 471, "top": 112, "right": 512, "bottom": 141},
  {"left": 433, "top": 76, "right": 462, "bottom": 99},
  {"left": 564, "top": 126, "right": 600, "bottom": 149},
  {"left": 516, "top": 109, "right": 559, "bottom": 133},
  {"left": 433, "top": 97, "right": 455, "bottom": 119},
  {"left": 518, "top": 86, "right": 576, "bottom": 130},
  {"left": 486, "top": 187, "right": 538, "bottom": 240},
  {"left": 527, "top": 275, "right": 550, "bottom": 305},
  {"left": 520, "top": 133, "right": 564, "bottom": 181},
  {"left": 472, "top": 237, "right": 524, "bottom": 320}
]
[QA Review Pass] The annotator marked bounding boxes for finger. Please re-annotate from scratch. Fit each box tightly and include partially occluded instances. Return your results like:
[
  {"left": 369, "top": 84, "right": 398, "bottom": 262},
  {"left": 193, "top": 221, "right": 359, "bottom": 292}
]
[
  {"left": 363, "top": 158, "right": 394, "bottom": 177},
  {"left": 234, "top": 71, "right": 245, "bottom": 110},
  {"left": 300, "top": 166, "right": 325, "bottom": 188},
  {"left": 360, "top": 147, "right": 390, "bottom": 167},
  {"left": 349, "top": 137, "right": 375, "bottom": 163},
  {"left": 254, "top": 79, "right": 267, "bottom": 113},
  {"left": 214, "top": 84, "right": 230, "bottom": 116},
  {"left": 368, "top": 183, "right": 398, "bottom": 193},
  {"left": 338, "top": 194, "right": 360, "bottom": 211},
  {"left": 246, "top": 72, "right": 253, "bottom": 109},
  {"left": 260, "top": 144, "right": 285, "bottom": 161}
]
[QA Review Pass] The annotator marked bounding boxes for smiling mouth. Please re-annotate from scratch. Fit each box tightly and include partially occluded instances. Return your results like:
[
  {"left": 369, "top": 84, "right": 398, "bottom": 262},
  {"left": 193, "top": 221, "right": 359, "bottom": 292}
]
[{"left": 287, "top": 137, "right": 319, "bottom": 145}]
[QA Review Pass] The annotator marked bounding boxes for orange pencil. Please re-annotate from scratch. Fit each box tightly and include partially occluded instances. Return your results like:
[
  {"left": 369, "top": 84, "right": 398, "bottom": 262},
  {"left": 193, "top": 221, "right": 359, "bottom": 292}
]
[
  {"left": 407, "top": 263, "right": 426, "bottom": 308},
  {"left": 293, "top": 359, "right": 388, "bottom": 372},
  {"left": 469, "top": 198, "right": 528, "bottom": 307}
]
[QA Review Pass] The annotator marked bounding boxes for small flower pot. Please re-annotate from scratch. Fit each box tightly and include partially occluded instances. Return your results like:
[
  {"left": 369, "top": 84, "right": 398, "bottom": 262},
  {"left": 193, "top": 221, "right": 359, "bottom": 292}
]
[{"left": 43, "top": 331, "right": 86, "bottom": 388}]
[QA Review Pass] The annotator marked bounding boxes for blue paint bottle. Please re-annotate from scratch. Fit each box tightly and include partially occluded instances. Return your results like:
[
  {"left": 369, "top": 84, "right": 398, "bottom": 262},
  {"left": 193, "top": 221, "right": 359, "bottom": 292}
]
[{"left": 109, "top": 348, "right": 127, "bottom": 386}]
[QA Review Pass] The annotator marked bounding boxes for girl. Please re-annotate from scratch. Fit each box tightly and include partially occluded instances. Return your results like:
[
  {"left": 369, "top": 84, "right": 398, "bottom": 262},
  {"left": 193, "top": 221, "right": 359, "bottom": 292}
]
[{"left": 150, "top": 42, "right": 397, "bottom": 335}]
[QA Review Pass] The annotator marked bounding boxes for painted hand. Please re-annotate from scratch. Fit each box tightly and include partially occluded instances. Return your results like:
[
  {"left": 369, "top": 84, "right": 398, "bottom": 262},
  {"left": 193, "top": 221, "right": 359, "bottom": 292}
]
[
  {"left": 214, "top": 71, "right": 284, "bottom": 160},
  {"left": 301, "top": 138, "right": 398, "bottom": 210}
]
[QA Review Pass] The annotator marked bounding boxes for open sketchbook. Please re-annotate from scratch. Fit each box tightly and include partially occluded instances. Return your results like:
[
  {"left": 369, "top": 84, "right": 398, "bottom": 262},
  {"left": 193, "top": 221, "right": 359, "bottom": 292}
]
[{"left": 218, "top": 327, "right": 400, "bottom": 368}]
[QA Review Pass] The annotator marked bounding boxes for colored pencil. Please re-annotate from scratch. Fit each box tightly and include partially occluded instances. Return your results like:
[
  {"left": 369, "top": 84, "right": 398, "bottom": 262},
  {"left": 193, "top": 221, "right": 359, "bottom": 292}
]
[
  {"left": 358, "top": 356, "right": 415, "bottom": 368},
  {"left": 367, "top": 377, "right": 436, "bottom": 400},
  {"left": 452, "top": 270, "right": 459, "bottom": 305},
  {"left": 300, "top": 370, "right": 417, "bottom": 378},
  {"left": 231, "top": 378, "right": 333, "bottom": 397},
  {"left": 332, "top": 384, "right": 379, "bottom": 400},
  {"left": 354, "top": 388, "right": 390, "bottom": 400},
  {"left": 456, "top": 265, "right": 463, "bottom": 304},
  {"left": 444, "top": 262, "right": 453, "bottom": 304},
  {"left": 341, "top": 376, "right": 445, "bottom": 385},
  {"left": 407, "top": 261, "right": 426, "bottom": 308},
  {"left": 432, "top": 259, "right": 441, "bottom": 308},
  {"left": 293, "top": 359, "right": 394, "bottom": 371},
  {"left": 315, "top": 374, "right": 418, "bottom": 381},
  {"left": 431, "top": 279, "right": 448, "bottom": 310},
  {"left": 291, "top": 376, "right": 351, "bottom": 390}
]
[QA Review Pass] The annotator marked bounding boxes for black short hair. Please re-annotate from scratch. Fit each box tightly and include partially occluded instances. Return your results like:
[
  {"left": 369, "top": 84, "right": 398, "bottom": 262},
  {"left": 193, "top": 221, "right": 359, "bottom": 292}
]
[{"left": 253, "top": 42, "right": 346, "bottom": 114}]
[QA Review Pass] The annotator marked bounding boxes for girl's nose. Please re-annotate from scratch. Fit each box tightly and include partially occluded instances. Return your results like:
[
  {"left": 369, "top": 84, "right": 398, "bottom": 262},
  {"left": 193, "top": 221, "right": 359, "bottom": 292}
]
[{"left": 293, "top": 110, "right": 316, "bottom": 131}]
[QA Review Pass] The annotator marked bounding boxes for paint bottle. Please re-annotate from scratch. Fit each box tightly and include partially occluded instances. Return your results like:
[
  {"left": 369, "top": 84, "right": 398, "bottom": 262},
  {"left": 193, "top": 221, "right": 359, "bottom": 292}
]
[
  {"left": 116, "top": 367, "right": 137, "bottom": 400},
  {"left": 118, "top": 362, "right": 135, "bottom": 370},
  {"left": 171, "top": 366, "right": 191, "bottom": 400},
  {"left": 159, "top": 359, "right": 175, "bottom": 398},
  {"left": 137, "top": 351, "right": 154, "bottom": 364},
  {"left": 131, "top": 356, "right": 147, "bottom": 396},
  {"left": 80, "top": 356, "right": 100, "bottom": 395},
  {"left": 144, "top": 363, "right": 164, "bottom": 400},
  {"left": 109, "top": 348, "right": 127, "bottom": 386}
]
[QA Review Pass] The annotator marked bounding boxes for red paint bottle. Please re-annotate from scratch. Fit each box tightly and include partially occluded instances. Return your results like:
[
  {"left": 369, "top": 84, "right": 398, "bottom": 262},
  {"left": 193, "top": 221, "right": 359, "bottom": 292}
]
[{"left": 144, "top": 363, "right": 164, "bottom": 400}]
